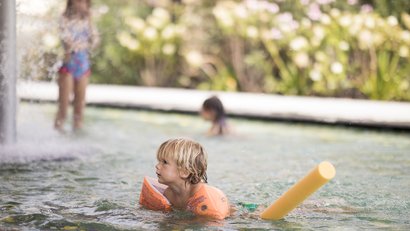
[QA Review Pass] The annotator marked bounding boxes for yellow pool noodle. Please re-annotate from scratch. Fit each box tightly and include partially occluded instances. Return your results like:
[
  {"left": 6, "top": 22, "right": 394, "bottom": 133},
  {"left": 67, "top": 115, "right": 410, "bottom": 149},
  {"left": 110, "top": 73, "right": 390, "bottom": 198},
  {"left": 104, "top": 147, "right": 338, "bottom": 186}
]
[{"left": 260, "top": 161, "right": 336, "bottom": 220}]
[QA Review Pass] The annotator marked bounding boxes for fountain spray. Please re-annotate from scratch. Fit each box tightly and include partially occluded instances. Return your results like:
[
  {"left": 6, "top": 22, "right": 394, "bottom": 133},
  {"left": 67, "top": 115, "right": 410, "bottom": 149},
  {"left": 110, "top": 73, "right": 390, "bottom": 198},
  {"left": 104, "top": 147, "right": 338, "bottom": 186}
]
[{"left": 0, "top": 0, "right": 17, "bottom": 144}]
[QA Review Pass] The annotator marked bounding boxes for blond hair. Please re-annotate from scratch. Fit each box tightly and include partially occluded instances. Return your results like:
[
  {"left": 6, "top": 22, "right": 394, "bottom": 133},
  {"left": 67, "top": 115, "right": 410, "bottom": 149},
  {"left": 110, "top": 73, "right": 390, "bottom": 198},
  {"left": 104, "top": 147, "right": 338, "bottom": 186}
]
[{"left": 157, "top": 138, "right": 208, "bottom": 184}]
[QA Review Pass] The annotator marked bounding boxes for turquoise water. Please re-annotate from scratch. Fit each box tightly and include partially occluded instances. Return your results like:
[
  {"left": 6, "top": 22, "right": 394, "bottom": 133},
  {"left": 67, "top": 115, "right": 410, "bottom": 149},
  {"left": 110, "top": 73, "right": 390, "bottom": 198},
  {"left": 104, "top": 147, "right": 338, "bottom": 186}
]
[{"left": 1, "top": 103, "right": 409, "bottom": 230}]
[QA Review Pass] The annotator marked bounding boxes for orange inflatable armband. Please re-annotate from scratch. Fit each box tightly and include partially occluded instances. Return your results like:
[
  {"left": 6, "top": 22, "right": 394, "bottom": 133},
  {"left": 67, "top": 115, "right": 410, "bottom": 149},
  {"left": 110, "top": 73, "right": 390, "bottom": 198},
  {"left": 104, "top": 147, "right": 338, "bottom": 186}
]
[
  {"left": 139, "top": 177, "right": 229, "bottom": 219},
  {"left": 139, "top": 176, "right": 171, "bottom": 211},
  {"left": 187, "top": 184, "right": 230, "bottom": 220}
]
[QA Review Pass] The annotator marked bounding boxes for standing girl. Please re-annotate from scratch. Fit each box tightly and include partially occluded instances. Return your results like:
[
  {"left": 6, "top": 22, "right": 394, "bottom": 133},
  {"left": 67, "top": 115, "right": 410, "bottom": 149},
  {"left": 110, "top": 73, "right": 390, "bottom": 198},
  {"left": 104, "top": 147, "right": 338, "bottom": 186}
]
[{"left": 55, "top": 0, "right": 99, "bottom": 132}]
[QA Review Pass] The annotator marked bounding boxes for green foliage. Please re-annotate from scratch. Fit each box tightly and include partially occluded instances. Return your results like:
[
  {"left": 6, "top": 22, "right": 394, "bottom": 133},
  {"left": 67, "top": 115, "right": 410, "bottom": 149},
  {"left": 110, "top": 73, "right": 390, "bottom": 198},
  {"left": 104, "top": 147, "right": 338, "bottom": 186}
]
[
  {"left": 19, "top": 0, "right": 410, "bottom": 101},
  {"left": 361, "top": 0, "right": 410, "bottom": 19}
]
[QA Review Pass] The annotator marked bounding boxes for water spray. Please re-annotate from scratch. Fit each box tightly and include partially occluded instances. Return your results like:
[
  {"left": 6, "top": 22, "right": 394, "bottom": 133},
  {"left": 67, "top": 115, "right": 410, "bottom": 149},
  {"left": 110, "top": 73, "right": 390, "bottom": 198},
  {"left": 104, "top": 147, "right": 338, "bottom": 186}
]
[{"left": 0, "top": 0, "right": 17, "bottom": 144}]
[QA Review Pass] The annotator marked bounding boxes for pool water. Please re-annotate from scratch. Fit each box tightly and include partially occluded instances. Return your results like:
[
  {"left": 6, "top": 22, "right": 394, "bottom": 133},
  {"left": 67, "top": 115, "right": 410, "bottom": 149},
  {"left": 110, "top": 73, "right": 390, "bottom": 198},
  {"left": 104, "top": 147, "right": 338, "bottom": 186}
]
[{"left": 1, "top": 103, "right": 409, "bottom": 230}]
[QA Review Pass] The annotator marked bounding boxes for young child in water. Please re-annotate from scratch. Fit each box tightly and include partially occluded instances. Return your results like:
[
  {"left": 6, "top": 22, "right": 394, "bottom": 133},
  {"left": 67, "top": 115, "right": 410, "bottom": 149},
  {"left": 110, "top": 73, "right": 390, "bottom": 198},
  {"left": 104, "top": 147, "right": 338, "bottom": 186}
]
[
  {"left": 200, "top": 96, "right": 230, "bottom": 136},
  {"left": 140, "top": 138, "right": 230, "bottom": 219},
  {"left": 54, "top": 0, "right": 99, "bottom": 132}
]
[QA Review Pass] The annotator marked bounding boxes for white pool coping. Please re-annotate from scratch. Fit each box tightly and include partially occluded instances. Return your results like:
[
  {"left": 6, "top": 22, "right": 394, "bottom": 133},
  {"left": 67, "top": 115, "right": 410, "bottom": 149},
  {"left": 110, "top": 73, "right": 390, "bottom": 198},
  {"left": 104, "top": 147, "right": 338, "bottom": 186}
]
[{"left": 18, "top": 81, "right": 410, "bottom": 130}]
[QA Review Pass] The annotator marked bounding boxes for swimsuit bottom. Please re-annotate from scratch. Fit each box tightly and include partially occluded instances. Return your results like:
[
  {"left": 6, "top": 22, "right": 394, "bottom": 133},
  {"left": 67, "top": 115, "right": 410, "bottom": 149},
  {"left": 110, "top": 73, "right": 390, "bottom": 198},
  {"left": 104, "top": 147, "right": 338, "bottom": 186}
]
[{"left": 59, "top": 50, "right": 91, "bottom": 80}]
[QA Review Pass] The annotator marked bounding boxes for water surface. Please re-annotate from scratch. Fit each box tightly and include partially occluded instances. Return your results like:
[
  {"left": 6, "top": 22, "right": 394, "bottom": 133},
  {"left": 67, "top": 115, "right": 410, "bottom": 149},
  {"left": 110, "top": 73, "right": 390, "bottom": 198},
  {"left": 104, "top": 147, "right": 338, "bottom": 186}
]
[{"left": 1, "top": 103, "right": 409, "bottom": 230}]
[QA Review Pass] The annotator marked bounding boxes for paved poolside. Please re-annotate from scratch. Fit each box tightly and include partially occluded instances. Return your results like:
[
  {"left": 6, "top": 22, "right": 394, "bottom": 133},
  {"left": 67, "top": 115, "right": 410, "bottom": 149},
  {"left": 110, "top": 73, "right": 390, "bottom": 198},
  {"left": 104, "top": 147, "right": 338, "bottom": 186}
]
[{"left": 18, "top": 81, "right": 410, "bottom": 130}]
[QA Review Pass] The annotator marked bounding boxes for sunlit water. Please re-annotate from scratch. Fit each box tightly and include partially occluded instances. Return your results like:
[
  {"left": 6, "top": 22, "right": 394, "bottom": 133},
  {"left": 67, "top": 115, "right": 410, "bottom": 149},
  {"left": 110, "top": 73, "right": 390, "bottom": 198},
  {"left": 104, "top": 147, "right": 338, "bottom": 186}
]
[{"left": 1, "top": 103, "right": 409, "bottom": 230}]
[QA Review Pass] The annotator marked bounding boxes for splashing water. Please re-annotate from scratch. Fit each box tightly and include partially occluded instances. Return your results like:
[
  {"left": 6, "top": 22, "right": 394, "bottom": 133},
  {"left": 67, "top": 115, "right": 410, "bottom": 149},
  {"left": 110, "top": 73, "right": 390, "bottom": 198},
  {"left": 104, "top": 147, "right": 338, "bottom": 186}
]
[
  {"left": 0, "top": 103, "right": 97, "bottom": 164},
  {"left": 0, "top": 0, "right": 17, "bottom": 144}
]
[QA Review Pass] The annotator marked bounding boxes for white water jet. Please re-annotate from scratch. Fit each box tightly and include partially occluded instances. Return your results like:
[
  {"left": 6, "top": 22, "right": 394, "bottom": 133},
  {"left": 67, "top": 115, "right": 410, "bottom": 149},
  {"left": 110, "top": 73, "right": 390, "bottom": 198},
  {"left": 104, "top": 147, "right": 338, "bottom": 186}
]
[{"left": 0, "top": 0, "right": 17, "bottom": 144}]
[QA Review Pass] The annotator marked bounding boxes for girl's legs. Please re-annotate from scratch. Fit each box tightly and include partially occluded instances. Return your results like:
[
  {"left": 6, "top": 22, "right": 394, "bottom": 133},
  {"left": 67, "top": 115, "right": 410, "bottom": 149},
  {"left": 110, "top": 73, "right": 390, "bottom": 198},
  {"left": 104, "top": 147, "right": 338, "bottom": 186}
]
[
  {"left": 73, "top": 76, "right": 88, "bottom": 131},
  {"left": 55, "top": 73, "right": 73, "bottom": 131}
]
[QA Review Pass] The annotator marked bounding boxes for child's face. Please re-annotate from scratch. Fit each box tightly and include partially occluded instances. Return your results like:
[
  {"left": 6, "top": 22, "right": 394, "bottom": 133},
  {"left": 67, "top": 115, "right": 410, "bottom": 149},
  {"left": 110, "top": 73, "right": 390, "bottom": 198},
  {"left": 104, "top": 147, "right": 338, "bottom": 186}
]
[
  {"left": 200, "top": 108, "right": 215, "bottom": 121},
  {"left": 73, "top": 0, "right": 88, "bottom": 14},
  {"left": 155, "top": 157, "right": 183, "bottom": 185}
]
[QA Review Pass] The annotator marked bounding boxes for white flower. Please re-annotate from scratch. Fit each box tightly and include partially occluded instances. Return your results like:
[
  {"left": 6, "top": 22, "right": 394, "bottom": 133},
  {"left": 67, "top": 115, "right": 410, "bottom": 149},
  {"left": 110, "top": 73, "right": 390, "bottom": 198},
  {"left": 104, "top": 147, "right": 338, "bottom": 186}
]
[
  {"left": 97, "top": 5, "right": 109, "bottom": 14},
  {"left": 364, "top": 16, "right": 375, "bottom": 29},
  {"left": 162, "top": 43, "right": 176, "bottom": 55},
  {"left": 315, "top": 51, "right": 327, "bottom": 62},
  {"left": 320, "top": 14, "right": 331, "bottom": 25},
  {"left": 262, "top": 28, "right": 282, "bottom": 40},
  {"left": 290, "top": 36, "right": 309, "bottom": 51},
  {"left": 152, "top": 8, "right": 170, "bottom": 22},
  {"left": 361, "top": 4, "right": 373, "bottom": 13},
  {"left": 143, "top": 27, "right": 158, "bottom": 40},
  {"left": 263, "top": 2, "right": 279, "bottom": 14},
  {"left": 330, "top": 9, "right": 341, "bottom": 18},
  {"left": 186, "top": 50, "right": 204, "bottom": 67},
  {"left": 288, "top": 21, "right": 300, "bottom": 31},
  {"left": 125, "top": 17, "right": 145, "bottom": 32},
  {"left": 307, "top": 3, "right": 322, "bottom": 21},
  {"left": 313, "top": 25, "right": 326, "bottom": 41},
  {"left": 42, "top": 33, "right": 59, "bottom": 48},
  {"left": 330, "top": 62, "right": 343, "bottom": 74},
  {"left": 401, "top": 31, "right": 410, "bottom": 42},
  {"left": 246, "top": 26, "right": 259, "bottom": 39},
  {"left": 339, "top": 41, "right": 349, "bottom": 51},
  {"left": 277, "top": 12, "right": 294, "bottom": 24},
  {"left": 349, "top": 24, "right": 361, "bottom": 36},
  {"left": 269, "top": 28, "right": 283, "bottom": 40},
  {"left": 317, "top": 0, "right": 335, "bottom": 4},
  {"left": 358, "top": 30, "right": 373, "bottom": 49},
  {"left": 339, "top": 15, "right": 352, "bottom": 27},
  {"left": 147, "top": 15, "right": 165, "bottom": 29},
  {"left": 234, "top": 5, "right": 248, "bottom": 19},
  {"left": 278, "top": 17, "right": 299, "bottom": 32},
  {"left": 213, "top": 7, "right": 234, "bottom": 27},
  {"left": 387, "top": 16, "right": 398, "bottom": 27},
  {"left": 309, "top": 69, "right": 322, "bottom": 81},
  {"left": 245, "top": 0, "right": 260, "bottom": 11},
  {"left": 117, "top": 31, "right": 140, "bottom": 50},
  {"left": 161, "top": 26, "right": 176, "bottom": 40},
  {"left": 174, "top": 25, "right": 186, "bottom": 35},
  {"left": 245, "top": 0, "right": 278, "bottom": 13},
  {"left": 293, "top": 52, "right": 310, "bottom": 68},
  {"left": 301, "top": 18, "right": 312, "bottom": 28},
  {"left": 372, "top": 32, "right": 384, "bottom": 47},
  {"left": 348, "top": 0, "right": 358, "bottom": 5},
  {"left": 219, "top": 13, "right": 234, "bottom": 27},
  {"left": 399, "top": 46, "right": 409, "bottom": 57},
  {"left": 353, "top": 15, "right": 364, "bottom": 25}
]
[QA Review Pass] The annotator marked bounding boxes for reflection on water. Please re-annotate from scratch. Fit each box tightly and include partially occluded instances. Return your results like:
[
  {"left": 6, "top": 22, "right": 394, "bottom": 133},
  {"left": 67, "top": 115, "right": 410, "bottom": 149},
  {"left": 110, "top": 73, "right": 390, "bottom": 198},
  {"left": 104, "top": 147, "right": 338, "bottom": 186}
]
[{"left": 1, "top": 103, "right": 409, "bottom": 230}]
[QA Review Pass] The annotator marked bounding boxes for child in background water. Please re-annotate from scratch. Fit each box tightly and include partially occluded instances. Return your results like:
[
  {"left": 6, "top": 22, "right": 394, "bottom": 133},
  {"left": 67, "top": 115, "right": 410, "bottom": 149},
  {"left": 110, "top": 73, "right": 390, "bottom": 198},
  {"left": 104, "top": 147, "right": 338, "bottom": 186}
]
[
  {"left": 200, "top": 96, "right": 230, "bottom": 136},
  {"left": 54, "top": 0, "right": 99, "bottom": 132}
]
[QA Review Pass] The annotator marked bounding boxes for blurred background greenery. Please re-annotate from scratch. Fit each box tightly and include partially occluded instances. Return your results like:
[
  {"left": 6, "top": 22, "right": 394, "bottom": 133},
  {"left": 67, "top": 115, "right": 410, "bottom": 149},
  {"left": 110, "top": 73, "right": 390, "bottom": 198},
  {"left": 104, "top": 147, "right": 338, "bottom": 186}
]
[{"left": 18, "top": 0, "right": 410, "bottom": 100}]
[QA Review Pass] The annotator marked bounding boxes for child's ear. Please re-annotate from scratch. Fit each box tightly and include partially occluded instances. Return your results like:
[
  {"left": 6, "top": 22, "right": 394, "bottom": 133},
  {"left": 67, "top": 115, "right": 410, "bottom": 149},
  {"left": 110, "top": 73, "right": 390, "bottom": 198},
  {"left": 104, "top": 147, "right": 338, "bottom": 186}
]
[{"left": 179, "top": 169, "right": 190, "bottom": 179}]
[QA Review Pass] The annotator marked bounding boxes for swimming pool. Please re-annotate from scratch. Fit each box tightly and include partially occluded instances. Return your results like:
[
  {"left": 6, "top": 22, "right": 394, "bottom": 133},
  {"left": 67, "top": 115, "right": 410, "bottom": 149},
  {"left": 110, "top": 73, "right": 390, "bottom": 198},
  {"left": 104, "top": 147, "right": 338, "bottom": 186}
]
[{"left": 1, "top": 103, "right": 409, "bottom": 230}]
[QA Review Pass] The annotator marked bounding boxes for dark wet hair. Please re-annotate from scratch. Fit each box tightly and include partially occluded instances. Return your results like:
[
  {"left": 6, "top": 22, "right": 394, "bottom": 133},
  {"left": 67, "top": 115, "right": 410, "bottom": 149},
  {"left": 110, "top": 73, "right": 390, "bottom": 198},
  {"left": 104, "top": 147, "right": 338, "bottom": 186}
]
[
  {"left": 64, "top": 0, "right": 91, "bottom": 19},
  {"left": 202, "top": 96, "right": 225, "bottom": 122}
]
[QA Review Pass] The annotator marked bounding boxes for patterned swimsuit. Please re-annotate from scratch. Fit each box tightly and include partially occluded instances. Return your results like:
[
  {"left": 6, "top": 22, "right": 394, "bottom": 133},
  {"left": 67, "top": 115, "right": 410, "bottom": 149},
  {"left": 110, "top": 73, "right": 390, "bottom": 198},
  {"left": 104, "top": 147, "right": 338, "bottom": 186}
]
[
  {"left": 58, "top": 17, "right": 98, "bottom": 80},
  {"left": 59, "top": 50, "right": 91, "bottom": 80}
]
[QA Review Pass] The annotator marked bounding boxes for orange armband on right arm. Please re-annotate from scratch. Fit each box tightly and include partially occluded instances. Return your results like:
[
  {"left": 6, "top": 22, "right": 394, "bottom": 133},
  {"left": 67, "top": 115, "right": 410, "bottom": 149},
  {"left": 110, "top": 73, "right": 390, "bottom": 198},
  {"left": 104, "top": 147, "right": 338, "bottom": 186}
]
[{"left": 139, "top": 176, "right": 171, "bottom": 211}]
